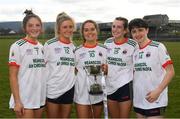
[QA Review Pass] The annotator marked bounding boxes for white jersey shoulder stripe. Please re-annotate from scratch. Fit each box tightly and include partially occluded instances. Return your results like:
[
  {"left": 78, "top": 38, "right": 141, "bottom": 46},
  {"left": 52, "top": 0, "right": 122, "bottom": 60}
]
[
  {"left": 16, "top": 39, "right": 27, "bottom": 46},
  {"left": 105, "top": 37, "right": 113, "bottom": 44},
  {"left": 149, "top": 41, "right": 160, "bottom": 47},
  {"left": 46, "top": 38, "right": 58, "bottom": 45},
  {"left": 127, "top": 39, "right": 137, "bottom": 48}
]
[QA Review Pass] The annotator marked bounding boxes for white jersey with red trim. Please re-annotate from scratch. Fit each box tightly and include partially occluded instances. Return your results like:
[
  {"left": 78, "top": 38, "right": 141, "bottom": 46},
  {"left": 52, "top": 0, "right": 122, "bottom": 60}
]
[
  {"left": 9, "top": 39, "right": 46, "bottom": 109},
  {"left": 104, "top": 37, "right": 138, "bottom": 95},
  {"left": 133, "top": 40, "right": 173, "bottom": 109},
  {"left": 44, "top": 38, "right": 75, "bottom": 99},
  {"left": 74, "top": 43, "right": 107, "bottom": 105}
]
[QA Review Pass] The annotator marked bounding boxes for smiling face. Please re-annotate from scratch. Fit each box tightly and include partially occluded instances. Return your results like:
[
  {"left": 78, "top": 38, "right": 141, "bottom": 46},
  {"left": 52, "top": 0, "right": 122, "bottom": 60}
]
[
  {"left": 59, "top": 20, "right": 74, "bottom": 39},
  {"left": 83, "top": 22, "right": 98, "bottom": 42},
  {"left": 130, "top": 27, "right": 149, "bottom": 44},
  {"left": 25, "top": 17, "right": 42, "bottom": 39},
  {"left": 112, "top": 19, "right": 127, "bottom": 39}
]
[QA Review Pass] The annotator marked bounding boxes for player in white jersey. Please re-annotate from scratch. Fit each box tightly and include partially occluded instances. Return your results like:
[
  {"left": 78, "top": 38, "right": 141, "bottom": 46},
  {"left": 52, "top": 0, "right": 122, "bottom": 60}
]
[
  {"left": 74, "top": 20, "right": 107, "bottom": 118},
  {"left": 129, "top": 18, "right": 175, "bottom": 118},
  {"left": 44, "top": 12, "right": 76, "bottom": 118},
  {"left": 104, "top": 17, "right": 138, "bottom": 118},
  {"left": 8, "top": 10, "right": 46, "bottom": 118}
]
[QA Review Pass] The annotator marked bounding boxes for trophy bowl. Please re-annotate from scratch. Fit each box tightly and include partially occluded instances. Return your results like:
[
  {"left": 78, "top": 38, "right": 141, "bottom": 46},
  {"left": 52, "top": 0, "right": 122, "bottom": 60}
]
[
  {"left": 85, "top": 65, "right": 102, "bottom": 75},
  {"left": 89, "top": 83, "right": 103, "bottom": 95}
]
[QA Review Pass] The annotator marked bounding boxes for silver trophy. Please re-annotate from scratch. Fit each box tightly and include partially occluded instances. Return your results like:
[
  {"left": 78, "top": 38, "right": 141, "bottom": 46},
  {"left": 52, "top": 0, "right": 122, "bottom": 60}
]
[
  {"left": 84, "top": 65, "right": 103, "bottom": 95},
  {"left": 84, "top": 64, "right": 108, "bottom": 118}
]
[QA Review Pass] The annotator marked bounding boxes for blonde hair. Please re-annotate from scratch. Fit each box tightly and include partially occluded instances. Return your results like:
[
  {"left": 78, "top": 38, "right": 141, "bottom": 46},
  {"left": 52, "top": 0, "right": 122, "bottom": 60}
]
[{"left": 55, "top": 12, "right": 76, "bottom": 37}]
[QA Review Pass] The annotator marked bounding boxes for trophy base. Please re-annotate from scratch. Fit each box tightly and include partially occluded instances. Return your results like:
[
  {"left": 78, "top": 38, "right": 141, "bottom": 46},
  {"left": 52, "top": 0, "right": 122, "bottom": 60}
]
[
  {"left": 89, "top": 91, "right": 103, "bottom": 95},
  {"left": 89, "top": 84, "right": 103, "bottom": 95}
]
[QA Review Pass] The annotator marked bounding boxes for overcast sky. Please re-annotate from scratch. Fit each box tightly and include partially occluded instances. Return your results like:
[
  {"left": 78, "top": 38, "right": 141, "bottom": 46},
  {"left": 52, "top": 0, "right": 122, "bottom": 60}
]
[{"left": 0, "top": 0, "right": 179, "bottom": 23}]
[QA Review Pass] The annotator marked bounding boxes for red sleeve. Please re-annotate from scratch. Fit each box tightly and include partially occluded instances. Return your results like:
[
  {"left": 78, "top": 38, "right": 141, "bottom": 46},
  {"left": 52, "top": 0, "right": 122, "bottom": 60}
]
[
  {"left": 162, "top": 60, "right": 173, "bottom": 68},
  {"left": 8, "top": 62, "right": 20, "bottom": 67}
]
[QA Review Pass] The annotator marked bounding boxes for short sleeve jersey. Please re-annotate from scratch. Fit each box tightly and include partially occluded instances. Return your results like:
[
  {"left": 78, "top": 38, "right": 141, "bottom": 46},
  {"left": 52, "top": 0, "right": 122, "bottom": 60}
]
[
  {"left": 44, "top": 38, "right": 76, "bottom": 99},
  {"left": 133, "top": 40, "right": 173, "bottom": 109},
  {"left": 74, "top": 43, "right": 107, "bottom": 105},
  {"left": 9, "top": 38, "right": 46, "bottom": 109},
  {"left": 104, "top": 37, "right": 138, "bottom": 94}
]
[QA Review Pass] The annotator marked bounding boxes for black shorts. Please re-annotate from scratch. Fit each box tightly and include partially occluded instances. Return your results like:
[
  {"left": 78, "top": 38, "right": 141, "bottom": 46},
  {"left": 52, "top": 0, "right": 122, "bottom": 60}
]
[
  {"left": 134, "top": 107, "right": 166, "bottom": 117},
  {"left": 93, "top": 101, "right": 103, "bottom": 106},
  {"left": 107, "top": 81, "right": 133, "bottom": 102},
  {"left": 34, "top": 105, "right": 45, "bottom": 110},
  {"left": 47, "top": 86, "right": 74, "bottom": 104}
]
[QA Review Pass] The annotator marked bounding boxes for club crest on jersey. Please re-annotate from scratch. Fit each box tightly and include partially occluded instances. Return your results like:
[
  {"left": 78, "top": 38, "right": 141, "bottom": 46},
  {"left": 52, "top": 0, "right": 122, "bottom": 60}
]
[
  {"left": 26, "top": 49, "right": 33, "bottom": 55},
  {"left": 79, "top": 52, "right": 86, "bottom": 59},
  {"left": 99, "top": 52, "right": 103, "bottom": 57},
  {"left": 146, "top": 52, "right": 151, "bottom": 57},
  {"left": 122, "top": 49, "right": 127, "bottom": 54},
  {"left": 54, "top": 48, "right": 61, "bottom": 54}
]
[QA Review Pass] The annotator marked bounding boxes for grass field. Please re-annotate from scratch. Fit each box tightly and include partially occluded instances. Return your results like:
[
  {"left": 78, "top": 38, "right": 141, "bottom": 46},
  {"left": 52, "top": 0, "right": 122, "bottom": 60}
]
[{"left": 0, "top": 38, "right": 180, "bottom": 118}]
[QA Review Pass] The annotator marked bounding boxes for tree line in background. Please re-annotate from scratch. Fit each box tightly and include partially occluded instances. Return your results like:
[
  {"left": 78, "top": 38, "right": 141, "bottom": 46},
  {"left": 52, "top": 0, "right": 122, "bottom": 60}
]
[{"left": 1, "top": 14, "right": 180, "bottom": 41}]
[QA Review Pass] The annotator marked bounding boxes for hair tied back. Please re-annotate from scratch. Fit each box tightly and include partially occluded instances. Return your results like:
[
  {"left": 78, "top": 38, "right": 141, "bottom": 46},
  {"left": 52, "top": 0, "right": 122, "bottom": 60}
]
[{"left": 24, "top": 9, "right": 34, "bottom": 16}]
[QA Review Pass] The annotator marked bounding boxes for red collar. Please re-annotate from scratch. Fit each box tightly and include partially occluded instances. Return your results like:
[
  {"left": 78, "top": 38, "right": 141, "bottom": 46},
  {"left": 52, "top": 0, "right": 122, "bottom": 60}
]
[
  {"left": 140, "top": 40, "right": 152, "bottom": 49},
  {"left": 22, "top": 38, "right": 38, "bottom": 45},
  {"left": 114, "top": 38, "right": 128, "bottom": 45},
  {"left": 83, "top": 42, "right": 97, "bottom": 48},
  {"left": 59, "top": 37, "right": 71, "bottom": 44}
]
